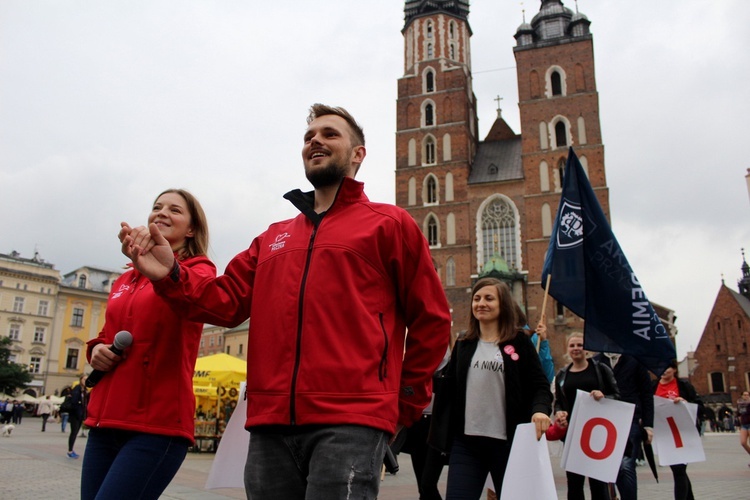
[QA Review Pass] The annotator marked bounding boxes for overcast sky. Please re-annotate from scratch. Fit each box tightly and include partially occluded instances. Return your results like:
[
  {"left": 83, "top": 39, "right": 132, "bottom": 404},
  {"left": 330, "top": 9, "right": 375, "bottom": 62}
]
[{"left": 1, "top": 1, "right": 748, "bottom": 360}]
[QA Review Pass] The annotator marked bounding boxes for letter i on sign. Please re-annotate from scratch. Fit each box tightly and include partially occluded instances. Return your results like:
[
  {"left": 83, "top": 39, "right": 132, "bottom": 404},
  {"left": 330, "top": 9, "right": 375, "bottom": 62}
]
[{"left": 666, "top": 417, "right": 683, "bottom": 448}]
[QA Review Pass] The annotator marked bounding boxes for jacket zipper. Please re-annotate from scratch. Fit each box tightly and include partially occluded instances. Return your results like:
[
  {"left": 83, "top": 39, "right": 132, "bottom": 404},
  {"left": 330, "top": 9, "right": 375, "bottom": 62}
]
[
  {"left": 378, "top": 313, "right": 389, "bottom": 381},
  {"left": 289, "top": 225, "right": 318, "bottom": 425}
]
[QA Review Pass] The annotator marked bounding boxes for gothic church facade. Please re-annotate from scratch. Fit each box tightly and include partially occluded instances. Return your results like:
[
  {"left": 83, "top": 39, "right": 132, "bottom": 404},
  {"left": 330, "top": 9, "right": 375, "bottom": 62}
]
[{"left": 395, "top": 0, "right": 611, "bottom": 362}]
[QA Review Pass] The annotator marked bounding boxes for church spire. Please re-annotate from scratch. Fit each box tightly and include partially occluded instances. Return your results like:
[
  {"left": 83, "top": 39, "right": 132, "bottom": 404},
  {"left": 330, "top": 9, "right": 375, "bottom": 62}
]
[{"left": 739, "top": 248, "right": 750, "bottom": 299}]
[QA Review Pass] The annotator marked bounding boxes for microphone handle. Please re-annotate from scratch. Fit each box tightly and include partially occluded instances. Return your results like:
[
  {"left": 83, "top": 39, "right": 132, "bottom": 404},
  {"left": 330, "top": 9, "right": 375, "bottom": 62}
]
[{"left": 85, "top": 345, "right": 126, "bottom": 388}]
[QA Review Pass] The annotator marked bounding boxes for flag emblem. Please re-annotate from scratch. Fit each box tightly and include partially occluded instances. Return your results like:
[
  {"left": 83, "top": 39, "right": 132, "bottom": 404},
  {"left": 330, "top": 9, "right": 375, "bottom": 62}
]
[{"left": 557, "top": 200, "right": 585, "bottom": 248}]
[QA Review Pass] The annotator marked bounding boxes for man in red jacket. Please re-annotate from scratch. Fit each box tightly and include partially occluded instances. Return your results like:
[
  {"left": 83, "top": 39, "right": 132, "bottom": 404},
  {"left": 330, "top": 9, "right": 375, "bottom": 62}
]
[{"left": 120, "top": 104, "right": 452, "bottom": 499}]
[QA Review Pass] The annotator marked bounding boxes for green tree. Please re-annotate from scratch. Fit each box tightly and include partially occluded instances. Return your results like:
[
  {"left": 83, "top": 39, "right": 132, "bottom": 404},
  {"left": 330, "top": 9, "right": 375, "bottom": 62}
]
[{"left": 0, "top": 336, "right": 32, "bottom": 395}]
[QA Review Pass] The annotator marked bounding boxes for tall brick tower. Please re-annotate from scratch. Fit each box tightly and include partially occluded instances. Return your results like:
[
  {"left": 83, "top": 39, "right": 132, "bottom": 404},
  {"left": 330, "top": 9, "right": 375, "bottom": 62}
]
[
  {"left": 514, "top": 1, "right": 610, "bottom": 347},
  {"left": 396, "top": 0, "right": 611, "bottom": 362},
  {"left": 396, "top": 0, "right": 476, "bottom": 324}
]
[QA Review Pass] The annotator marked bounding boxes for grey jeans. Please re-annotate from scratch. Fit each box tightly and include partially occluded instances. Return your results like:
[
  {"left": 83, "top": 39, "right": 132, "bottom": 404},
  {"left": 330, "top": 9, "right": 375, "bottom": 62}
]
[{"left": 244, "top": 425, "right": 388, "bottom": 500}]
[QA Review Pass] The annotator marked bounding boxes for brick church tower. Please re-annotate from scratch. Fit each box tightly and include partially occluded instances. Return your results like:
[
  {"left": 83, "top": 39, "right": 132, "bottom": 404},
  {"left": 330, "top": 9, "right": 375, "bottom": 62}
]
[{"left": 396, "top": 0, "right": 610, "bottom": 365}]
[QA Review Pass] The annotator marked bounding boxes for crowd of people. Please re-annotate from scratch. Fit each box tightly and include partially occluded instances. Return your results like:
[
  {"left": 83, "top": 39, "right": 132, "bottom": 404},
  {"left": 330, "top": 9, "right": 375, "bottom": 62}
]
[{"left": 10, "top": 104, "right": 748, "bottom": 500}]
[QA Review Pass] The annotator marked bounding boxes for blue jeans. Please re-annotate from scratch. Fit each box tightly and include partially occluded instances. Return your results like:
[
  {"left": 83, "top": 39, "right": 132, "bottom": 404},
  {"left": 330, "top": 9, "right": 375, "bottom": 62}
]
[
  {"left": 446, "top": 434, "right": 511, "bottom": 499},
  {"left": 616, "top": 420, "right": 642, "bottom": 500},
  {"left": 81, "top": 428, "right": 189, "bottom": 500},
  {"left": 244, "top": 425, "right": 388, "bottom": 499},
  {"left": 61, "top": 413, "right": 69, "bottom": 432}
]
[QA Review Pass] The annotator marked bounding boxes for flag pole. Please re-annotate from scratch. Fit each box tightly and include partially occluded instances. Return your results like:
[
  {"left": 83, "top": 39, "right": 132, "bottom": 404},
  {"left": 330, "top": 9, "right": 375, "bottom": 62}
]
[{"left": 536, "top": 274, "right": 552, "bottom": 352}]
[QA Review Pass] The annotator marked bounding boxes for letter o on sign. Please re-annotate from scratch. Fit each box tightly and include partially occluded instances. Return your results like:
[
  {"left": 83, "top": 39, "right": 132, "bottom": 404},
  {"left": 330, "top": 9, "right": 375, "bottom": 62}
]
[{"left": 580, "top": 417, "right": 617, "bottom": 460}]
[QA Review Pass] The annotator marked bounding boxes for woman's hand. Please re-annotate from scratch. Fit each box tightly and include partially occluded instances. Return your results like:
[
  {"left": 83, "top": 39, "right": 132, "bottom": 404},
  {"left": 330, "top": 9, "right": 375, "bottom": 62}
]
[
  {"left": 673, "top": 396, "right": 686, "bottom": 404},
  {"left": 120, "top": 222, "right": 175, "bottom": 280},
  {"left": 535, "top": 314, "right": 547, "bottom": 341},
  {"left": 554, "top": 410, "right": 568, "bottom": 427},
  {"left": 591, "top": 390, "right": 605, "bottom": 401},
  {"left": 89, "top": 343, "right": 123, "bottom": 372},
  {"left": 532, "top": 412, "right": 551, "bottom": 440}
]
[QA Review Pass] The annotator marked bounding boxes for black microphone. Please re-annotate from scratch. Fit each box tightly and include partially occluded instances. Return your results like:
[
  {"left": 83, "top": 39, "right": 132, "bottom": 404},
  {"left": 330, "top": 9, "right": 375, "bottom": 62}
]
[{"left": 86, "top": 330, "right": 133, "bottom": 388}]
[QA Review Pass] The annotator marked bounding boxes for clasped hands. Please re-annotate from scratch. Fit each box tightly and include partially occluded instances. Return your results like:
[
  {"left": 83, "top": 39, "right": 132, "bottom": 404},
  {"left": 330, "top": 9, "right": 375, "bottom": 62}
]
[{"left": 118, "top": 222, "right": 175, "bottom": 280}]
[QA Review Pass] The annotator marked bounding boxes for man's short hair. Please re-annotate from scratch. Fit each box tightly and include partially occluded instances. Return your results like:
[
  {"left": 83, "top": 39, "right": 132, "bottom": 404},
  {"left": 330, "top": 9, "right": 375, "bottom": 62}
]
[{"left": 307, "top": 103, "right": 365, "bottom": 147}]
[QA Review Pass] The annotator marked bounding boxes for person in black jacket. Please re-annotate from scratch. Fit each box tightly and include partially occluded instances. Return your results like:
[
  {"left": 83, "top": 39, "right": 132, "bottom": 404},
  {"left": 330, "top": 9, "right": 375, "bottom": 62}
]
[
  {"left": 67, "top": 374, "right": 88, "bottom": 459},
  {"left": 555, "top": 333, "right": 619, "bottom": 500},
  {"left": 594, "top": 353, "right": 654, "bottom": 500},
  {"left": 653, "top": 360, "right": 701, "bottom": 500},
  {"left": 443, "top": 278, "right": 552, "bottom": 499}
]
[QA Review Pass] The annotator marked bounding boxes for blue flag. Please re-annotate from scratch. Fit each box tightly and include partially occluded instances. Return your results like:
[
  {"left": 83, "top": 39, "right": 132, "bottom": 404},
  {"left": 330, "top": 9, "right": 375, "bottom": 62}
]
[{"left": 542, "top": 148, "right": 675, "bottom": 375}]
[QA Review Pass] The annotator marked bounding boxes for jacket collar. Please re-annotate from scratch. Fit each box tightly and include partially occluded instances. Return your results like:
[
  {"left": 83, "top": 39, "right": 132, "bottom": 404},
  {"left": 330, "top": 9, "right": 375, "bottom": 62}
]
[{"left": 284, "top": 177, "right": 369, "bottom": 224}]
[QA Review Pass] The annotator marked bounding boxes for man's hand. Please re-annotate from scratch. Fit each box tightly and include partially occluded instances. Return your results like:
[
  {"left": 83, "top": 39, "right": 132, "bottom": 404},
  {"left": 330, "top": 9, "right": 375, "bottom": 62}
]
[
  {"left": 532, "top": 412, "right": 551, "bottom": 440},
  {"left": 119, "top": 222, "right": 174, "bottom": 280}
]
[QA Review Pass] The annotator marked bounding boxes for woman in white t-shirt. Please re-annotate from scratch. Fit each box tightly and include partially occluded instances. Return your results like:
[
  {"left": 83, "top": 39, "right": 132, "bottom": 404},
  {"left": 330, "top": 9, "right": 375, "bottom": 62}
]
[{"left": 444, "top": 277, "right": 552, "bottom": 499}]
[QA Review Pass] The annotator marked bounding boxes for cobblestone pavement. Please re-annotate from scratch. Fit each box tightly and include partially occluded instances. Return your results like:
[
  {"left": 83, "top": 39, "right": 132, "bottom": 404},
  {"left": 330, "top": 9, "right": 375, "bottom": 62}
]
[{"left": 1, "top": 419, "right": 748, "bottom": 499}]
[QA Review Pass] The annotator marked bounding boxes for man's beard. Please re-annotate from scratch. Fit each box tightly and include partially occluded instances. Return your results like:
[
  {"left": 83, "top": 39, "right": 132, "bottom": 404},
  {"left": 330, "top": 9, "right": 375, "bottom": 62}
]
[{"left": 305, "top": 161, "right": 348, "bottom": 189}]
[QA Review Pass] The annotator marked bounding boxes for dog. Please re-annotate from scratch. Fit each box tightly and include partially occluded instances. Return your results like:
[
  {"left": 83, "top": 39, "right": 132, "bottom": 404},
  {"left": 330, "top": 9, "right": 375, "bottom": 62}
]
[{"left": 1, "top": 424, "right": 15, "bottom": 437}]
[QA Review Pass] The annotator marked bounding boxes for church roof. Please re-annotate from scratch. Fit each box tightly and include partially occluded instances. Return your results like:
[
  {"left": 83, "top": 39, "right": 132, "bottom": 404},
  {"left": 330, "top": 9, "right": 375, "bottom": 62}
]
[
  {"left": 468, "top": 137, "right": 523, "bottom": 184},
  {"left": 728, "top": 287, "right": 750, "bottom": 319}
]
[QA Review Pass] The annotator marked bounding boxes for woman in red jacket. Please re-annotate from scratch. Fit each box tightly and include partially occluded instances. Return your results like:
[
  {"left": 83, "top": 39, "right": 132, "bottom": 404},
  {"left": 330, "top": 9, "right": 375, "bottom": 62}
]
[{"left": 81, "top": 189, "right": 215, "bottom": 500}]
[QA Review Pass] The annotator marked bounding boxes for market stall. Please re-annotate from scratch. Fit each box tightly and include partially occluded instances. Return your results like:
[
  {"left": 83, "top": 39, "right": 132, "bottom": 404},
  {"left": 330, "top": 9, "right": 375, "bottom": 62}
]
[{"left": 192, "top": 353, "right": 246, "bottom": 450}]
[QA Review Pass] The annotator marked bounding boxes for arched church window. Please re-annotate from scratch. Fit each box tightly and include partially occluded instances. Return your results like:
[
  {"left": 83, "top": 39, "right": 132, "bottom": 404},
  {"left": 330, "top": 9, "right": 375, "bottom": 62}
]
[
  {"left": 425, "top": 103, "right": 434, "bottom": 126},
  {"left": 427, "top": 215, "right": 439, "bottom": 246},
  {"left": 555, "top": 121, "right": 567, "bottom": 148},
  {"left": 426, "top": 71, "right": 434, "bottom": 93},
  {"left": 551, "top": 70, "right": 562, "bottom": 96},
  {"left": 480, "top": 198, "right": 519, "bottom": 270},
  {"left": 424, "top": 136, "right": 436, "bottom": 165},
  {"left": 425, "top": 175, "right": 438, "bottom": 204}
]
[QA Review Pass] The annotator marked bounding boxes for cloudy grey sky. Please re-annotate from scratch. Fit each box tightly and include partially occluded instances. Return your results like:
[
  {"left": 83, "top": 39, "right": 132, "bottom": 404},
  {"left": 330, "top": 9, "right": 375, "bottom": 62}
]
[{"left": 1, "top": 1, "right": 748, "bottom": 359}]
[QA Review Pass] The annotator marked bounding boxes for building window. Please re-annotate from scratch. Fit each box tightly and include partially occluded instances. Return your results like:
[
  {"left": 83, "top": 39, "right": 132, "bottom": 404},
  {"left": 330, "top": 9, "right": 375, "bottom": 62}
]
[
  {"left": 65, "top": 348, "right": 79, "bottom": 370},
  {"left": 446, "top": 257, "right": 456, "bottom": 286},
  {"left": 424, "top": 136, "right": 436, "bottom": 165},
  {"left": 217, "top": 336, "right": 222, "bottom": 346},
  {"left": 426, "top": 71, "right": 434, "bottom": 93},
  {"left": 226, "top": 345, "right": 231, "bottom": 355},
  {"left": 239, "top": 344, "right": 244, "bottom": 355},
  {"left": 551, "top": 70, "right": 562, "bottom": 96},
  {"left": 13, "top": 296, "right": 24, "bottom": 313},
  {"left": 449, "top": 44, "right": 455, "bottom": 60},
  {"left": 8, "top": 324, "right": 21, "bottom": 341},
  {"left": 426, "top": 20, "right": 433, "bottom": 39},
  {"left": 425, "top": 175, "right": 438, "bottom": 204},
  {"left": 425, "top": 103, "right": 434, "bottom": 126},
  {"left": 709, "top": 372, "right": 725, "bottom": 393},
  {"left": 38, "top": 300, "right": 49, "bottom": 316},
  {"left": 427, "top": 216, "right": 439, "bottom": 246},
  {"left": 200, "top": 339, "right": 205, "bottom": 348},
  {"left": 556, "top": 301, "right": 565, "bottom": 318},
  {"left": 480, "top": 197, "right": 519, "bottom": 270},
  {"left": 427, "top": 43, "right": 433, "bottom": 59},
  {"left": 449, "top": 21, "right": 455, "bottom": 39},
  {"left": 78, "top": 275, "right": 87, "bottom": 288},
  {"left": 71, "top": 308, "right": 84, "bottom": 327},
  {"left": 30, "top": 356, "right": 42, "bottom": 374},
  {"left": 33, "top": 327, "right": 45, "bottom": 343},
  {"left": 555, "top": 121, "right": 567, "bottom": 147}
]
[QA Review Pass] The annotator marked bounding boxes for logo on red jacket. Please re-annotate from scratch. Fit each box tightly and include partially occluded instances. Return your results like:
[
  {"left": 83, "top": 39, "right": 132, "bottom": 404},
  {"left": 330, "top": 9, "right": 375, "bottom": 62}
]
[
  {"left": 269, "top": 232, "right": 291, "bottom": 252},
  {"left": 111, "top": 283, "right": 131, "bottom": 300}
]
